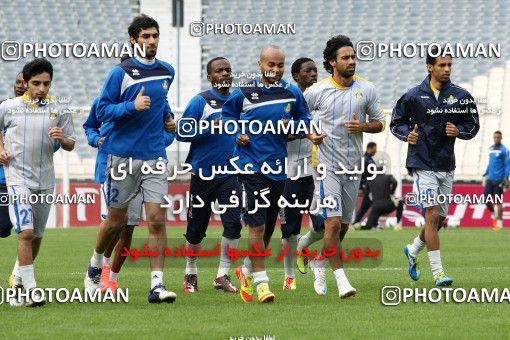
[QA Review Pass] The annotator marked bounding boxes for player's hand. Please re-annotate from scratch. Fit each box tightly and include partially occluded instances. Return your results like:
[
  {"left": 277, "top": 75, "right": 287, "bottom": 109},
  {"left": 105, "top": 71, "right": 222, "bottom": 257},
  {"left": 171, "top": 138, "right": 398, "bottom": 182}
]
[
  {"left": 237, "top": 134, "right": 250, "bottom": 146},
  {"left": 134, "top": 86, "right": 151, "bottom": 111},
  {"left": 344, "top": 113, "right": 364, "bottom": 133},
  {"left": 97, "top": 137, "right": 105, "bottom": 148},
  {"left": 0, "top": 150, "right": 11, "bottom": 165},
  {"left": 307, "top": 132, "right": 327, "bottom": 145},
  {"left": 407, "top": 124, "right": 419, "bottom": 145},
  {"left": 165, "top": 116, "right": 176, "bottom": 133},
  {"left": 48, "top": 127, "right": 64, "bottom": 141},
  {"left": 445, "top": 122, "right": 459, "bottom": 137}
]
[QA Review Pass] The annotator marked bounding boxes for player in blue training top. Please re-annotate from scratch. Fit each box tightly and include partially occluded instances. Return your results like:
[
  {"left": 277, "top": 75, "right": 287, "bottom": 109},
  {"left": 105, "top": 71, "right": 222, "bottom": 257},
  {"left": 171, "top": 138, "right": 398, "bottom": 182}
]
[
  {"left": 483, "top": 130, "right": 509, "bottom": 231},
  {"left": 0, "top": 71, "right": 26, "bottom": 238},
  {"left": 83, "top": 94, "right": 175, "bottom": 293},
  {"left": 176, "top": 57, "right": 241, "bottom": 294},
  {"left": 222, "top": 44, "right": 323, "bottom": 304},
  {"left": 83, "top": 15, "right": 178, "bottom": 303}
]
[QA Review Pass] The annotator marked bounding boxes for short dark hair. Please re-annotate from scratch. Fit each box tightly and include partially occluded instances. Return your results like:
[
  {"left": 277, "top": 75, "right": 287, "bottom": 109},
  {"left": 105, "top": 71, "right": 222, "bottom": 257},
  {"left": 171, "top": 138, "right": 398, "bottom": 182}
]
[
  {"left": 367, "top": 142, "right": 377, "bottom": 149},
  {"left": 22, "top": 58, "right": 53, "bottom": 82},
  {"left": 426, "top": 45, "right": 453, "bottom": 66},
  {"left": 494, "top": 130, "right": 502, "bottom": 135},
  {"left": 323, "top": 35, "right": 353, "bottom": 74},
  {"left": 206, "top": 57, "right": 227, "bottom": 75},
  {"left": 291, "top": 57, "right": 314, "bottom": 81},
  {"left": 128, "top": 14, "right": 159, "bottom": 39}
]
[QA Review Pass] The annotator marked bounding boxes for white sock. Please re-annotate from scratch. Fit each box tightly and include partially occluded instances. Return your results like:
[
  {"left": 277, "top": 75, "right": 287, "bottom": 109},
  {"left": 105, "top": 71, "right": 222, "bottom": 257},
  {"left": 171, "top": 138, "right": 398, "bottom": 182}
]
[
  {"left": 297, "top": 228, "right": 324, "bottom": 251},
  {"left": 19, "top": 264, "right": 36, "bottom": 290},
  {"left": 282, "top": 235, "right": 297, "bottom": 279},
  {"left": 408, "top": 236, "right": 425, "bottom": 257},
  {"left": 217, "top": 237, "right": 239, "bottom": 278},
  {"left": 12, "top": 259, "right": 20, "bottom": 279},
  {"left": 90, "top": 249, "right": 103, "bottom": 268},
  {"left": 497, "top": 219, "right": 503, "bottom": 228},
  {"left": 313, "top": 256, "right": 327, "bottom": 269},
  {"left": 242, "top": 256, "right": 252, "bottom": 276},
  {"left": 253, "top": 271, "right": 269, "bottom": 286},
  {"left": 103, "top": 256, "right": 112, "bottom": 267},
  {"left": 333, "top": 268, "right": 350, "bottom": 288},
  {"left": 151, "top": 271, "right": 163, "bottom": 289},
  {"left": 185, "top": 241, "right": 200, "bottom": 275},
  {"left": 109, "top": 271, "right": 119, "bottom": 282},
  {"left": 428, "top": 250, "right": 443, "bottom": 277}
]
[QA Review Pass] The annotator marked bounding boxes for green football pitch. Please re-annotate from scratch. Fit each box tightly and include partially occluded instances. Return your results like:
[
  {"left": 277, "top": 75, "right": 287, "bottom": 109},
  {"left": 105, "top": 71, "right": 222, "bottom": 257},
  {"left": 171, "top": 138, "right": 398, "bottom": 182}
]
[{"left": 0, "top": 226, "right": 508, "bottom": 339}]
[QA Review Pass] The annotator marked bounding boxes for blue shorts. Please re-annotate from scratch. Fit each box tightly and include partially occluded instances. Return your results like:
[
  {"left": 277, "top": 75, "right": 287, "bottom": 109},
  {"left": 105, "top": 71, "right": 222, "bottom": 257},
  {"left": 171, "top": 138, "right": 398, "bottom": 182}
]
[
  {"left": 483, "top": 179, "right": 504, "bottom": 199},
  {"left": 184, "top": 175, "right": 242, "bottom": 245},
  {"left": 239, "top": 173, "right": 285, "bottom": 238},
  {"left": 280, "top": 175, "right": 324, "bottom": 238}
]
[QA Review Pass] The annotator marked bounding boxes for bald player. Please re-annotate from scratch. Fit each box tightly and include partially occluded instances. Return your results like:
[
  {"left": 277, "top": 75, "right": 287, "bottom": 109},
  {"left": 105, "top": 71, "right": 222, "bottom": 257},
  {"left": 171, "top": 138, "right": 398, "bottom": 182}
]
[{"left": 222, "top": 45, "right": 322, "bottom": 303}]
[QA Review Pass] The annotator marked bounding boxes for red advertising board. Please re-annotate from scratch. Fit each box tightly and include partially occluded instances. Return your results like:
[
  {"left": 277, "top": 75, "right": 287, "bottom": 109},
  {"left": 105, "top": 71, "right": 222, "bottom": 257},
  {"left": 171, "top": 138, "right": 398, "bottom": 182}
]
[{"left": 62, "top": 182, "right": 507, "bottom": 228}]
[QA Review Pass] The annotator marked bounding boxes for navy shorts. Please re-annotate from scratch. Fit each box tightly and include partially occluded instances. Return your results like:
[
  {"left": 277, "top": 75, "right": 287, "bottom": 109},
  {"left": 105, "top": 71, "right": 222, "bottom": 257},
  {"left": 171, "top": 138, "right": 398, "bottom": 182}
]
[
  {"left": 0, "top": 184, "right": 13, "bottom": 238},
  {"left": 184, "top": 175, "right": 242, "bottom": 245},
  {"left": 484, "top": 179, "right": 504, "bottom": 199},
  {"left": 239, "top": 173, "right": 285, "bottom": 238},
  {"left": 280, "top": 176, "right": 324, "bottom": 238}
]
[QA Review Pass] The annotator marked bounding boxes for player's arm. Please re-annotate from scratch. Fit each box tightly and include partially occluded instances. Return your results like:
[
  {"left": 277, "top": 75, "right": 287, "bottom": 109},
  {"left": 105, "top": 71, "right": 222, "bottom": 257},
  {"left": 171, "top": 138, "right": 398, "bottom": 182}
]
[
  {"left": 175, "top": 96, "right": 211, "bottom": 142},
  {"left": 390, "top": 92, "right": 413, "bottom": 142},
  {"left": 221, "top": 89, "right": 249, "bottom": 146},
  {"left": 303, "top": 86, "right": 326, "bottom": 145},
  {"left": 289, "top": 88, "right": 312, "bottom": 138},
  {"left": 52, "top": 108, "right": 76, "bottom": 151},
  {"left": 82, "top": 99, "right": 102, "bottom": 147},
  {"left": 96, "top": 67, "right": 139, "bottom": 122},
  {"left": 347, "top": 85, "right": 385, "bottom": 134},
  {"left": 451, "top": 94, "right": 480, "bottom": 140},
  {"left": 504, "top": 148, "right": 510, "bottom": 181}
]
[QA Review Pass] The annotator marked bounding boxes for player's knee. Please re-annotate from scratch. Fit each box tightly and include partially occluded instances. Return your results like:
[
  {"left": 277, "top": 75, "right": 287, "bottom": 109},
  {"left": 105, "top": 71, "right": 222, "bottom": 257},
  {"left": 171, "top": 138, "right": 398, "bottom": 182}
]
[
  {"left": 222, "top": 224, "right": 241, "bottom": 240},
  {"left": 18, "top": 230, "right": 35, "bottom": 243},
  {"left": 147, "top": 213, "right": 166, "bottom": 230},
  {"left": 248, "top": 224, "right": 265, "bottom": 238}
]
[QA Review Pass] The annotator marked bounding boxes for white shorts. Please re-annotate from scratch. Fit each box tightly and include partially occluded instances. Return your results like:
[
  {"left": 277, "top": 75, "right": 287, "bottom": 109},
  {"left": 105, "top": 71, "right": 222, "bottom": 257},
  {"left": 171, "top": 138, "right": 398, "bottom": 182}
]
[
  {"left": 313, "top": 169, "right": 361, "bottom": 223},
  {"left": 8, "top": 185, "right": 53, "bottom": 238},
  {"left": 101, "top": 182, "right": 143, "bottom": 226},
  {"left": 412, "top": 169, "right": 454, "bottom": 217},
  {"left": 105, "top": 155, "right": 168, "bottom": 209}
]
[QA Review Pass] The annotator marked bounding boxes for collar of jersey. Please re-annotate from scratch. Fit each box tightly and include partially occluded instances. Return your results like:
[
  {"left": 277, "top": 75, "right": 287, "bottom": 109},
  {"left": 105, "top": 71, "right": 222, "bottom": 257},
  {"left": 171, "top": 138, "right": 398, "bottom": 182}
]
[
  {"left": 209, "top": 88, "right": 230, "bottom": 100},
  {"left": 329, "top": 76, "right": 354, "bottom": 90},
  {"left": 22, "top": 92, "right": 53, "bottom": 108}
]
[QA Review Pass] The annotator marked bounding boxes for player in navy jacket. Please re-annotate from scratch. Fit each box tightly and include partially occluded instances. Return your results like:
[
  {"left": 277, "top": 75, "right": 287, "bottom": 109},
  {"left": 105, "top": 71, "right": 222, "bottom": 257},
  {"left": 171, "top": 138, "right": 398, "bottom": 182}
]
[{"left": 391, "top": 47, "right": 479, "bottom": 286}]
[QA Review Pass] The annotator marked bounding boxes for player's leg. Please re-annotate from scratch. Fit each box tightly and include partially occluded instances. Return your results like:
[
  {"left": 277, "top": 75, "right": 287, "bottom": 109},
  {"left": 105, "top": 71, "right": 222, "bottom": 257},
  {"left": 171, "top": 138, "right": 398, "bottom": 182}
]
[
  {"left": 428, "top": 171, "right": 454, "bottom": 286},
  {"left": 214, "top": 175, "right": 242, "bottom": 293},
  {"left": 100, "top": 229, "right": 122, "bottom": 288},
  {"left": 85, "top": 156, "right": 133, "bottom": 292},
  {"left": 182, "top": 175, "right": 215, "bottom": 293},
  {"left": 364, "top": 201, "right": 384, "bottom": 229},
  {"left": 334, "top": 174, "right": 359, "bottom": 298},
  {"left": 103, "top": 191, "right": 143, "bottom": 292},
  {"left": 280, "top": 178, "right": 302, "bottom": 290},
  {"left": 483, "top": 180, "right": 497, "bottom": 227},
  {"left": 8, "top": 186, "right": 44, "bottom": 306},
  {"left": 235, "top": 174, "right": 273, "bottom": 303},
  {"left": 493, "top": 180, "right": 504, "bottom": 230},
  {"left": 141, "top": 158, "right": 176, "bottom": 303},
  {"left": 353, "top": 188, "right": 372, "bottom": 225}
]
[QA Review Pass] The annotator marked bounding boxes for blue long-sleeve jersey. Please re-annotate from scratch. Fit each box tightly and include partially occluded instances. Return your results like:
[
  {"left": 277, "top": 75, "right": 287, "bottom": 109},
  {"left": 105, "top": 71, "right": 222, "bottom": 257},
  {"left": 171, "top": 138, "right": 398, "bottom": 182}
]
[
  {"left": 83, "top": 97, "right": 175, "bottom": 183},
  {"left": 390, "top": 77, "right": 480, "bottom": 172},
  {"left": 175, "top": 89, "right": 235, "bottom": 178},
  {"left": 485, "top": 143, "right": 510, "bottom": 181},
  {"left": 221, "top": 79, "right": 312, "bottom": 180},
  {"left": 97, "top": 57, "right": 175, "bottom": 160}
]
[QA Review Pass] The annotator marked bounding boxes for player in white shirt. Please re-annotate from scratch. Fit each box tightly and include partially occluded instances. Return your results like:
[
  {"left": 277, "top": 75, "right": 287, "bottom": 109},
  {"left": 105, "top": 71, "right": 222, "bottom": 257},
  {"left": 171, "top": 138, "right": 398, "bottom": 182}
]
[
  {"left": 304, "top": 35, "right": 386, "bottom": 298},
  {"left": 0, "top": 58, "right": 75, "bottom": 306}
]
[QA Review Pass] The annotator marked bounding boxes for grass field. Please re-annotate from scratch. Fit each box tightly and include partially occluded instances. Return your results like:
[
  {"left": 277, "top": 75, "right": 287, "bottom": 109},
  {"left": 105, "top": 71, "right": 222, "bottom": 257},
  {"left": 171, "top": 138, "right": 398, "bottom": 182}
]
[{"left": 0, "top": 226, "right": 509, "bottom": 339}]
